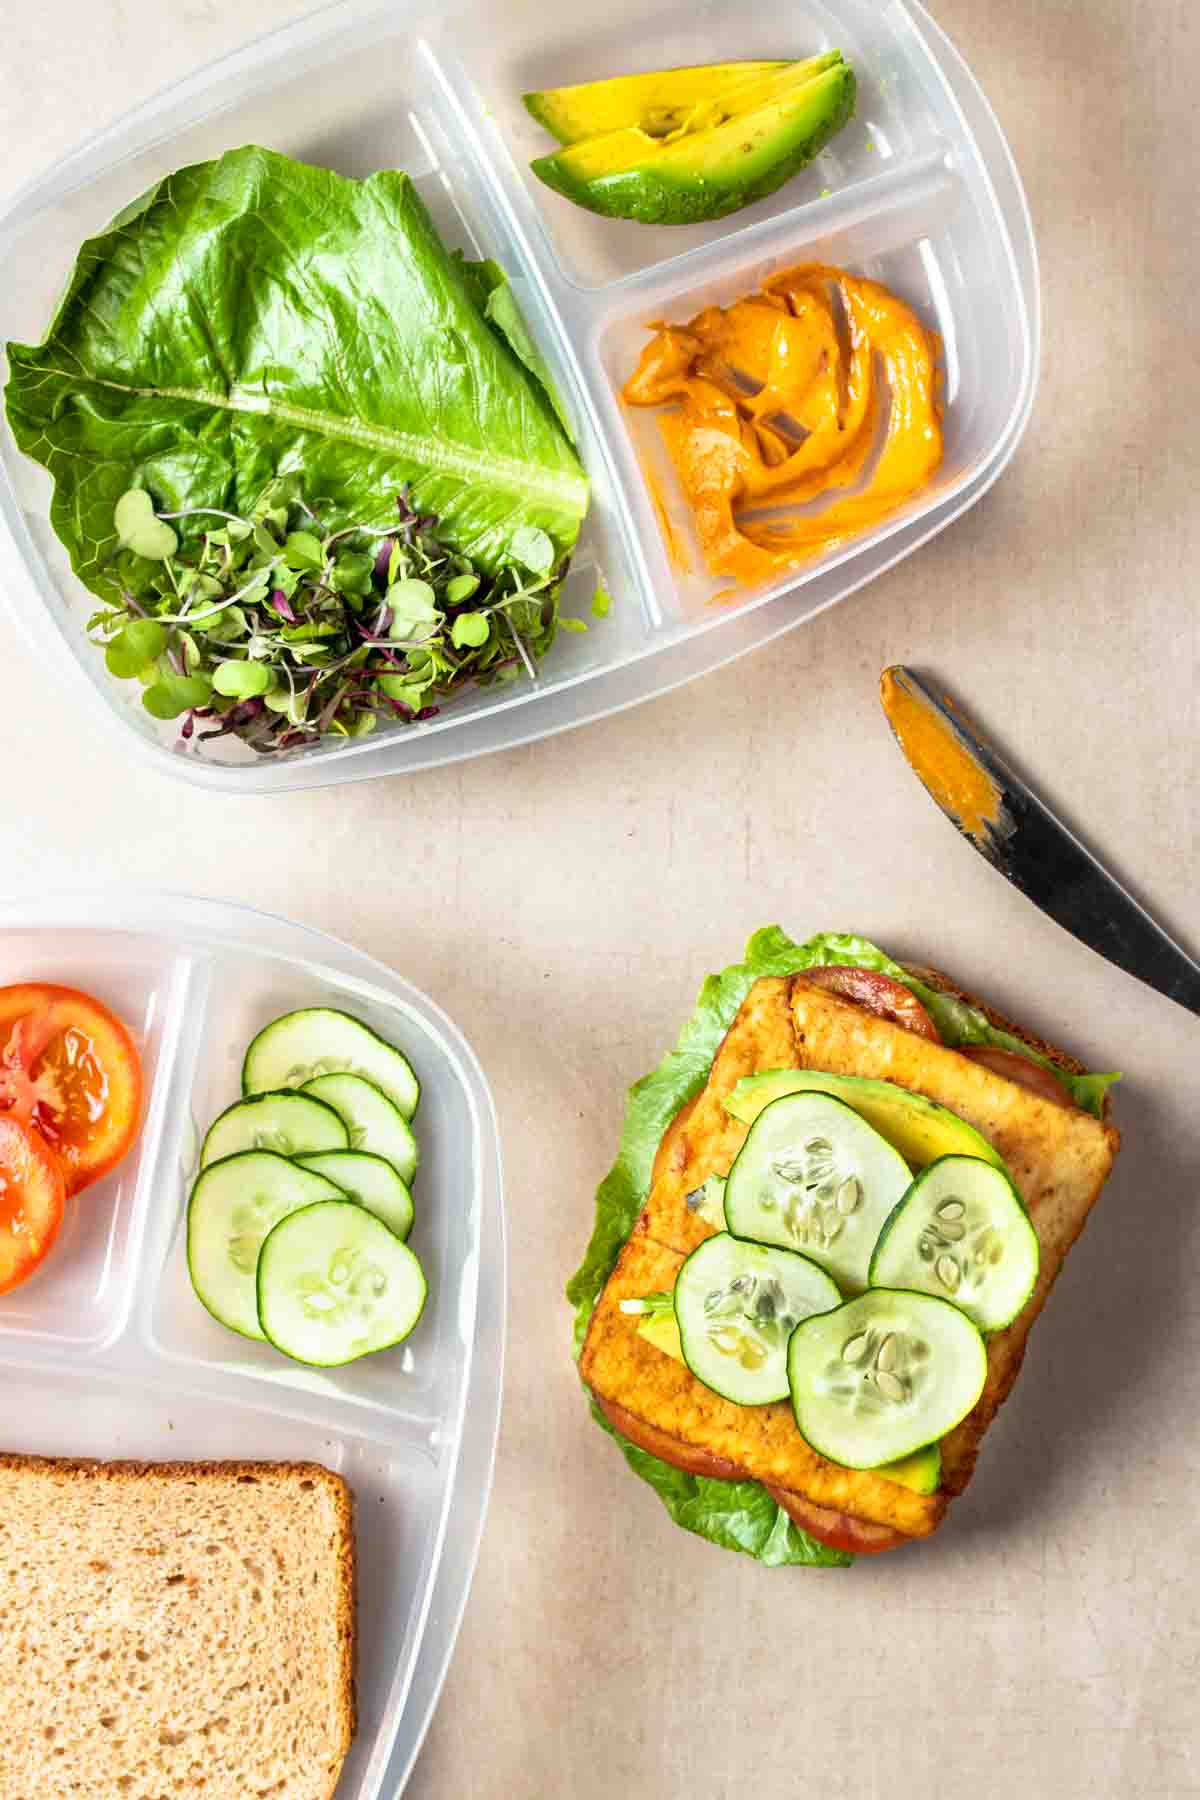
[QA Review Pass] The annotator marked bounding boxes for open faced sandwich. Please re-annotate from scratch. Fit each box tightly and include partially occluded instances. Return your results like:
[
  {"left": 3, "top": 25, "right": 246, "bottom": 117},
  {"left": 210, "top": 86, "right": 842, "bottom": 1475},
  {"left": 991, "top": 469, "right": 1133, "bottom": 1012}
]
[{"left": 570, "top": 930, "right": 1120, "bottom": 1562}]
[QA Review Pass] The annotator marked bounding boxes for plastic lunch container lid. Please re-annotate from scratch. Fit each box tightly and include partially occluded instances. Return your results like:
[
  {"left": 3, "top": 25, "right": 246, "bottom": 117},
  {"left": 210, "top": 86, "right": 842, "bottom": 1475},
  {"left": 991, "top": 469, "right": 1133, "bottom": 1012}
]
[
  {"left": 0, "top": 889, "right": 506, "bottom": 1799},
  {"left": 0, "top": 0, "right": 1038, "bottom": 793},
  {"left": 0, "top": 0, "right": 1038, "bottom": 794}
]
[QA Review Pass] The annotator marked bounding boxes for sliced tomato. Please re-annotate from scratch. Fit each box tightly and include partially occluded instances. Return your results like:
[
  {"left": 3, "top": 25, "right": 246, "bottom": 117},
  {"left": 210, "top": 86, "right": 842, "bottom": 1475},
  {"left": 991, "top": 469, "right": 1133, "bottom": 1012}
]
[
  {"left": 0, "top": 1116, "right": 66, "bottom": 1294},
  {"left": 960, "top": 1045, "right": 1075, "bottom": 1108},
  {"left": 800, "top": 965, "right": 942, "bottom": 1041},
  {"left": 594, "top": 1395, "right": 749, "bottom": 1482},
  {"left": 594, "top": 1394, "right": 912, "bottom": 1556},
  {"left": 0, "top": 984, "right": 143, "bottom": 1195},
  {"left": 765, "top": 1483, "right": 912, "bottom": 1556}
]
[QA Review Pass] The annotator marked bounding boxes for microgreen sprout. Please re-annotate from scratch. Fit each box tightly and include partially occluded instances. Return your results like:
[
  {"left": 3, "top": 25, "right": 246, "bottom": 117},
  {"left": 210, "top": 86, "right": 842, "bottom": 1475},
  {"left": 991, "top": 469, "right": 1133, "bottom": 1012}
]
[
  {"left": 619, "top": 1292, "right": 675, "bottom": 1316},
  {"left": 92, "top": 480, "right": 602, "bottom": 755}
]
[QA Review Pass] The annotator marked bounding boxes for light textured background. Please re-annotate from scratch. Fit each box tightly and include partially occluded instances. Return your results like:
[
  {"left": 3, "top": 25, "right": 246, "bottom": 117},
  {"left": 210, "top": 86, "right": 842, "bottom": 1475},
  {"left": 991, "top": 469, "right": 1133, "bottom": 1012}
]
[{"left": 2, "top": 1, "right": 1198, "bottom": 1796}]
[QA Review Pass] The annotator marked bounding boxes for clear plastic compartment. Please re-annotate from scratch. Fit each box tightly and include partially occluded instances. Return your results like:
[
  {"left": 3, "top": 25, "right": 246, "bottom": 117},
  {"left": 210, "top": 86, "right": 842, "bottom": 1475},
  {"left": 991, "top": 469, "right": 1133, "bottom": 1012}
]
[
  {"left": 0, "top": 891, "right": 506, "bottom": 1800},
  {"left": 0, "top": 0, "right": 1037, "bottom": 790}
]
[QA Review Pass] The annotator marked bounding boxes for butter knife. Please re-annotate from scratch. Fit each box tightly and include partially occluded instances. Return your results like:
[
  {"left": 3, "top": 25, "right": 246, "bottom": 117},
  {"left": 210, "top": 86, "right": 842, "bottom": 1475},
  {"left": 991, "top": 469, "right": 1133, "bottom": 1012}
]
[{"left": 880, "top": 664, "right": 1200, "bottom": 1017}]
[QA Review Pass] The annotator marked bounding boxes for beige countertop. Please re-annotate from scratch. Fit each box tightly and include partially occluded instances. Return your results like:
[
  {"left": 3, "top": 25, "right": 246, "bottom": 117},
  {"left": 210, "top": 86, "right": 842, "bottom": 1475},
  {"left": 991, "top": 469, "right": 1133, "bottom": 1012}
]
[{"left": 1, "top": 2, "right": 1198, "bottom": 1795}]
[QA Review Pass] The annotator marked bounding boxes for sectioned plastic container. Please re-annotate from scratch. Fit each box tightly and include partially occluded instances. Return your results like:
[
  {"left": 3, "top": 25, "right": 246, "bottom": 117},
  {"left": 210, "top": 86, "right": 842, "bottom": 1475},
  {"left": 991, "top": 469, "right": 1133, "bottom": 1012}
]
[
  {"left": 0, "top": 0, "right": 1038, "bottom": 791},
  {"left": 0, "top": 890, "right": 506, "bottom": 1799}
]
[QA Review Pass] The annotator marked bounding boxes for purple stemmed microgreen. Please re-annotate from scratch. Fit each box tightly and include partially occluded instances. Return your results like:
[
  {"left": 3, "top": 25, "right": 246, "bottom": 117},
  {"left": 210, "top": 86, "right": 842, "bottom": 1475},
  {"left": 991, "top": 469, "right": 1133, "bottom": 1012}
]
[{"left": 93, "top": 481, "right": 596, "bottom": 755}]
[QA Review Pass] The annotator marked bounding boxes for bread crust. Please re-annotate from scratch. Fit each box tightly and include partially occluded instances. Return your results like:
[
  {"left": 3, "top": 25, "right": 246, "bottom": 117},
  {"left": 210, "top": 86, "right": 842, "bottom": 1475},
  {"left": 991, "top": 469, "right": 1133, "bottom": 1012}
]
[
  {"left": 901, "top": 963, "right": 1098, "bottom": 1087},
  {"left": 0, "top": 1453, "right": 356, "bottom": 1791}
]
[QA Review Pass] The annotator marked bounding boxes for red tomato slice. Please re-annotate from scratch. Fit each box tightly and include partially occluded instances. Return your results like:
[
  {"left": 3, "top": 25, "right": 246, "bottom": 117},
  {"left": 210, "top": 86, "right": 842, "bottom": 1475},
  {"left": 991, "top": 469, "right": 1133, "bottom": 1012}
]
[
  {"left": 800, "top": 966, "right": 942, "bottom": 1041},
  {"left": 0, "top": 984, "right": 143, "bottom": 1195},
  {"left": 960, "top": 1045, "right": 1076, "bottom": 1108},
  {"left": 765, "top": 1484, "right": 912, "bottom": 1555},
  {"left": 0, "top": 1115, "right": 66, "bottom": 1294},
  {"left": 594, "top": 1395, "right": 912, "bottom": 1556}
]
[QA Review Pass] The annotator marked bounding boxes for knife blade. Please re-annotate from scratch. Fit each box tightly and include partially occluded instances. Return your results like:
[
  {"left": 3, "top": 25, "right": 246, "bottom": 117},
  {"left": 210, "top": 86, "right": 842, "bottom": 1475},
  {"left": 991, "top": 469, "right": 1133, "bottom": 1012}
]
[{"left": 880, "top": 664, "right": 1200, "bottom": 1017}]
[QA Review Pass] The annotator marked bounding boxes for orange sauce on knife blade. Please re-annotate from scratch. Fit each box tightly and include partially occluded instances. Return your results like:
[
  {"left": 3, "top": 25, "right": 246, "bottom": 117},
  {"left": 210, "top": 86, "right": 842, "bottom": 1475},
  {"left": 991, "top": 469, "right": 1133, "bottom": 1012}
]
[
  {"left": 879, "top": 668, "right": 1004, "bottom": 844},
  {"left": 622, "top": 264, "right": 944, "bottom": 584}
]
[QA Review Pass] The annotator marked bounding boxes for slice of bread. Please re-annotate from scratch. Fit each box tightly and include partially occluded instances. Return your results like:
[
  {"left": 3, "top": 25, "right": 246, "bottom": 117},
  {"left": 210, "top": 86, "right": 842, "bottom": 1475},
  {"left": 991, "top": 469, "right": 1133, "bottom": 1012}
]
[{"left": 0, "top": 1456, "right": 355, "bottom": 1800}]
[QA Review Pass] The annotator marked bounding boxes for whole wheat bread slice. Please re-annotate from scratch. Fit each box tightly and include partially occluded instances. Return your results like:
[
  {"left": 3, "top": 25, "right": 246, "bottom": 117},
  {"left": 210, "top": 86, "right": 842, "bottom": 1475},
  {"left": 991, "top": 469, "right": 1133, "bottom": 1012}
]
[{"left": 0, "top": 1456, "right": 355, "bottom": 1800}]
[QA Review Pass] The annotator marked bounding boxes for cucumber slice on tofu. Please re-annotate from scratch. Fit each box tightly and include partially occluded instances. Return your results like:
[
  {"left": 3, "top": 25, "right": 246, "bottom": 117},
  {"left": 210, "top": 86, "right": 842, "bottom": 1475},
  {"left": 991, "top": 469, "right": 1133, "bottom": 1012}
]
[
  {"left": 632, "top": 1292, "right": 939, "bottom": 1490},
  {"left": 870, "top": 1155, "right": 1040, "bottom": 1332},
  {"left": 300, "top": 1073, "right": 418, "bottom": 1184},
  {"left": 295, "top": 1150, "right": 413, "bottom": 1242},
  {"left": 257, "top": 1199, "right": 427, "bottom": 1365},
  {"left": 199, "top": 1091, "right": 348, "bottom": 1170},
  {"left": 243, "top": 1007, "right": 420, "bottom": 1120},
  {"left": 725, "top": 1091, "right": 911, "bottom": 1292},
  {"left": 187, "top": 1151, "right": 345, "bottom": 1340},
  {"left": 672, "top": 1233, "right": 840, "bottom": 1405},
  {"left": 788, "top": 1288, "right": 987, "bottom": 1468}
]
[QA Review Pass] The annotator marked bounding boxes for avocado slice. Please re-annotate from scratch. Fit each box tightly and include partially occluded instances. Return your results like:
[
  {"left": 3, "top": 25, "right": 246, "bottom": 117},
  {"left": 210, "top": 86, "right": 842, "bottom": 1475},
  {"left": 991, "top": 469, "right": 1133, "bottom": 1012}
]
[
  {"left": 725, "top": 1070, "right": 1008, "bottom": 1173},
  {"left": 524, "top": 59, "right": 798, "bottom": 146},
  {"left": 635, "top": 1309, "right": 941, "bottom": 1493},
  {"left": 529, "top": 56, "right": 856, "bottom": 226}
]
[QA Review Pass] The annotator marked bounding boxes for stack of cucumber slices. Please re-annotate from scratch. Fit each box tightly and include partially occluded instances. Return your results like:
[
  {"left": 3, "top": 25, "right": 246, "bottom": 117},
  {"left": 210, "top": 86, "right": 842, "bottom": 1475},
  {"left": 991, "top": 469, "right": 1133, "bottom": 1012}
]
[
  {"left": 187, "top": 1008, "right": 428, "bottom": 1367},
  {"left": 627, "top": 1078, "right": 1041, "bottom": 1475}
]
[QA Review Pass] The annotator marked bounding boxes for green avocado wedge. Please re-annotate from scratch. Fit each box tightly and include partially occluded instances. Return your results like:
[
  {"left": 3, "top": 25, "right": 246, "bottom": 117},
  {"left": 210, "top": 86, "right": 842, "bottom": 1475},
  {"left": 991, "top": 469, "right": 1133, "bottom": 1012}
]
[
  {"left": 523, "top": 59, "right": 796, "bottom": 145},
  {"left": 725, "top": 1070, "right": 1009, "bottom": 1175},
  {"left": 530, "top": 56, "right": 856, "bottom": 225}
]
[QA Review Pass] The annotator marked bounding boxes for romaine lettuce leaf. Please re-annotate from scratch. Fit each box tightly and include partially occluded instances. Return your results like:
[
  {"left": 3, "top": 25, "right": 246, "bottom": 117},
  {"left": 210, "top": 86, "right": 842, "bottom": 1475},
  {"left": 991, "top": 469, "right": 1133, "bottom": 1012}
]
[
  {"left": 590, "top": 1403, "right": 851, "bottom": 1567},
  {"left": 5, "top": 146, "right": 588, "bottom": 601},
  {"left": 569, "top": 926, "right": 1118, "bottom": 1566},
  {"left": 452, "top": 254, "right": 576, "bottom": 440}
]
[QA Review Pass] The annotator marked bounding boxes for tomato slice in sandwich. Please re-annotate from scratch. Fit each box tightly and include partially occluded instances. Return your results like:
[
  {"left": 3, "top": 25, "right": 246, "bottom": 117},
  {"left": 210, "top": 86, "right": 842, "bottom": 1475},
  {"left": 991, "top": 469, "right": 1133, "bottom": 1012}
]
[
  {"left": 959, "top": 1045, "right": 1075, "bottom": 1107},
  {"left": 800, "top": 966, "right": 941, "bottom": 1040},
  {"left": 0, "top": 984, "right": 143, "bottom": 1195},
  {"left": 0, "top": 1115, "right": 66, "bottom": 1293},
  {"left": 765, "top": 1484, "right": 911, "bottom": 1556}
]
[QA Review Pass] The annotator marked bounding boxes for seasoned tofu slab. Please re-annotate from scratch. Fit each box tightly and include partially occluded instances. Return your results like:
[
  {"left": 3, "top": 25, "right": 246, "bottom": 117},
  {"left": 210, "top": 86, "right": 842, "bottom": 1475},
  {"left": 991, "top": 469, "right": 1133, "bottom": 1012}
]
[{"left": 582, "top": 1230, "right": 945, "bottom": 1536}]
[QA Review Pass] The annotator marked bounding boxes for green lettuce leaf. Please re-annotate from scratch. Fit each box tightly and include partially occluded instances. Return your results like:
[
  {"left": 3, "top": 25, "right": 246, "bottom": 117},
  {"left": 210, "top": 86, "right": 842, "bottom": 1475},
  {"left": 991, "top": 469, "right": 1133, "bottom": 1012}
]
[
  {"left": 4, "top": 146, "right": 588, "bottom": 600},
  {"left": 570, "top": 926, "right": 1118, "bottom": 1566},
  {"left": 590, "top": 1403, "right": 850, "bottom": 1567},
  {"left": 452, "top": 254, "right": 575, "bottom": 441}
]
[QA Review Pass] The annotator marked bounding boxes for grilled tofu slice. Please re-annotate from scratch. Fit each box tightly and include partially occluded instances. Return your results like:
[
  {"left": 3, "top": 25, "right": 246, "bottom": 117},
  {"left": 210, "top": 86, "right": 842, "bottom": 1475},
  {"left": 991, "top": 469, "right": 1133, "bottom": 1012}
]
[
  {"left": 783, "top": 978, "right": 1120, "bottom": 1491},
  {"left": 581, "top": 1231, "right": 945, "bottom": 1537}
]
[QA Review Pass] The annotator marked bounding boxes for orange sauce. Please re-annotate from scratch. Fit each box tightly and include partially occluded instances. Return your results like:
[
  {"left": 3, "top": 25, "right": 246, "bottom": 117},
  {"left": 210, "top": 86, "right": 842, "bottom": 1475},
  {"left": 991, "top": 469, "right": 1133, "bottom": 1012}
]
[
  {"left": 879, "top": 668, "right": 1003, "bottom": 843},
  {"left": 622, "top": 263, "right": 944, "bottom": 585}
]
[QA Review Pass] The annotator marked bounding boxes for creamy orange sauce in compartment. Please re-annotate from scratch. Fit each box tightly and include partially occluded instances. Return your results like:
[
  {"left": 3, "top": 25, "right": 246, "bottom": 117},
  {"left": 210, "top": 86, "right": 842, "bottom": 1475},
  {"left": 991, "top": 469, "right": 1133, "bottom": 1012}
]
[{"left": 622, "top": 263, "right": 944, "bottom": 585}]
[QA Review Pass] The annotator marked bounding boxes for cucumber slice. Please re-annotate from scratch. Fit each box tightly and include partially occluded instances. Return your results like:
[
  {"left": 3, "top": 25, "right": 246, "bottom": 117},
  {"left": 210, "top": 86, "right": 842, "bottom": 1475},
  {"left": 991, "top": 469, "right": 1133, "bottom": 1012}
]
[
  {"left": 243, "top": 1007, "right": 420, "bottom": 1120},
  {"left": 788, "top": 1288, "right": 987, "bottom": 1467},
  {"left": 257, "top": 1199, "right": 427, "bottom": 1365},
  {"left": 869, "top": 1154, "right": 1039, "bottom": 1332},
  {"left": 295, "top": 1150, "right": 414, "bottom": 1242},
  {"left": 673, "top": 1233, "right": 840, "bottom": 1405},
  {"left": 187, "top": 1151, "right": 345, "bottom": 1340},
  {"left": 301, "top": 1073, "right": 418, "bottom": 1185},
  {"left": 199, "top": 1091, "right": 348, "bottom": 1170},
  {"left": 725, "top": 1091, "right": 911, "bottom": 1292}
]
